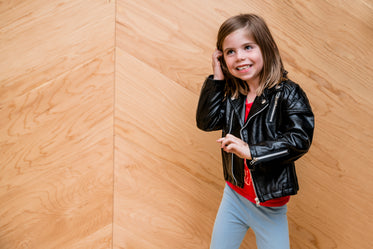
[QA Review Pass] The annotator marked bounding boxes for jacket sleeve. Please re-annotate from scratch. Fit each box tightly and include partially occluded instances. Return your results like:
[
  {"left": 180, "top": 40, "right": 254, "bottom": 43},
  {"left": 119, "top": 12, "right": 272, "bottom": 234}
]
[
  {"left": 249, "top": 83, "right": 314, "bottom": 167},
  {"left": 196, "top": 76, "right": 226, "bottom": 131}
]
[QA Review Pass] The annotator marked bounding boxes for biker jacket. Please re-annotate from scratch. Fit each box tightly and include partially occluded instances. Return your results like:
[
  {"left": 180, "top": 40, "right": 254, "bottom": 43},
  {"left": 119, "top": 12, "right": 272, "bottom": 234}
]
[{"left": 196, "top": 76, "right": 314, "bottom": 203}]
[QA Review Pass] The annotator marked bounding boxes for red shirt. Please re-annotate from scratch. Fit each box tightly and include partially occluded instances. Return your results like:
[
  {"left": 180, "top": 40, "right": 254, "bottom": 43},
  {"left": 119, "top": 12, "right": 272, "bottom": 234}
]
[{"left": 227, "top": 99, "right": 290, "bottom": 207}]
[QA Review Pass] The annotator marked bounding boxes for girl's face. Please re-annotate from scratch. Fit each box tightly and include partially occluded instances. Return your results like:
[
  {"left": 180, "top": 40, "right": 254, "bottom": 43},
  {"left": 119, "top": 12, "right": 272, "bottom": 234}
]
[{"left": 222, "top": 28, "right": 264, "bottom": 86}]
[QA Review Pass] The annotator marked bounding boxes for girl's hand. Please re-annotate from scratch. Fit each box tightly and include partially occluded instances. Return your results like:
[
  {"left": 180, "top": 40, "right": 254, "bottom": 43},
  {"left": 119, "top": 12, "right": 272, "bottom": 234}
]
[
  {"left": 217, "top": 134, "right": 252, "bottom": 159},
  {"left": 212, "top": 49, "right": 224, "bottom": 80}
]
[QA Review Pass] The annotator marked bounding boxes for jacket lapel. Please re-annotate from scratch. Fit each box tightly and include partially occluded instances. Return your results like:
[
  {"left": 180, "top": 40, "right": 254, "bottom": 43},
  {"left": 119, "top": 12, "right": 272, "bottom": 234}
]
[
  {"left": 229, "top": 95, "right": 246, "bottom": 127},
  {"left": 245, "top": 93, "right": 269, "bottom": 125},
  {"left": 229, "top": 90, "right": 271, "bottom": 128}
]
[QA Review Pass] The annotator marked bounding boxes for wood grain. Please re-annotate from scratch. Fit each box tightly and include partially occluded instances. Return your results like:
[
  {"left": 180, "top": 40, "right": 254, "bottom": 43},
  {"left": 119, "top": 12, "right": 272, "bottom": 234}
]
[
  {"left": 0, "top": 0, "right": 115, "bottom": 248},
  {"left": 0, "top": 51, "right": 115, "bottom": 249},
  {"left": 0, "top": 0, "right": 115, "bottom": 105},
  {"left": 1, "top": 0, "right": 372, "bottom": 248},
  {"left": 115, "top": 0, "right": 373, "bottom": 248},
  {"left": 114, "top": 48, "right": 224, "bottom": 249}
]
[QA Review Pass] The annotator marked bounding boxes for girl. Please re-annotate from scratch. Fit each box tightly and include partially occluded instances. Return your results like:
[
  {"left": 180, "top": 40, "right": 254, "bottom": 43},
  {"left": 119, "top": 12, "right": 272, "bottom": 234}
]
[{"left": 196, "top": 14, "right": 314, "bottom": 249}]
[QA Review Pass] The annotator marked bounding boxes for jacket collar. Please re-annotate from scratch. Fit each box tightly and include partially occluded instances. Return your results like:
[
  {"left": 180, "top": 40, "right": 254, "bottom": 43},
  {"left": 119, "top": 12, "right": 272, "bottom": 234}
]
[
  {"left": 247, "top": 95, "right": 269, "bottom": 123},
  {"left": 229, "top": 87, "right": 277, "bottom": 127},
  {"left": 228, "top": 94, "right": 268, "bottom": 127},
  {"left": 228, "top": 82, "right": 285, "bottom": 127}
]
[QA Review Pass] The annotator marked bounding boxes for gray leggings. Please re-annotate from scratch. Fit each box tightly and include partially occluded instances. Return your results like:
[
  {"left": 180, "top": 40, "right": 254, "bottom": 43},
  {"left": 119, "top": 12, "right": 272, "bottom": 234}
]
[{"left": 210, "top": 184, "right": 290, "bottom": 249}]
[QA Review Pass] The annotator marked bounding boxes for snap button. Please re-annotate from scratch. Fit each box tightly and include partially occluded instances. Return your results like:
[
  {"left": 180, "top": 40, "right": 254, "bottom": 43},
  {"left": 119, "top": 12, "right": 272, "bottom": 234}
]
[{"left": 261, "top": 99, "right": 266, "bottom": 104}]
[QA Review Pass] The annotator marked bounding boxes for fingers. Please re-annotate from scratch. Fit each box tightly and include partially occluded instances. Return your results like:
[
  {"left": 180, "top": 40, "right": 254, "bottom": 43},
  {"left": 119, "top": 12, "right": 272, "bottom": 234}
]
[
  {"left": 217, "top": 134, "right": 239, "bottom": 143},
  {"left": 212, "top": 49, "right": 224, "bottom": 80},
  {"left": 217, "top": 134, "right": 251, "bottom": 159},
  {"left": 212, "top": 49, "right": 223, "bottom": 62},
  {"left": 217, "top": 134, "right": 240, "bottom": 149}
]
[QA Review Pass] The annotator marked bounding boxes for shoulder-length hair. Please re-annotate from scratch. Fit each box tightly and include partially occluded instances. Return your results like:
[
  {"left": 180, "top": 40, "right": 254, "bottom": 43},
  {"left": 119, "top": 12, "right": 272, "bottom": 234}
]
[{"left": 216, "top": 14, "right": 287, "bottom": 97}]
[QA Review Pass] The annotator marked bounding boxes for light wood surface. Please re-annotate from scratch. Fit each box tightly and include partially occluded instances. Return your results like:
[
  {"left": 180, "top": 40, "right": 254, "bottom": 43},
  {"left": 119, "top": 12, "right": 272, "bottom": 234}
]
[
  {"left": 1, "top": 0, "right": 372, "bottom": 248},
  {"left": 114, "top": 49, "right": 222, "bottom": 248},
  {"left": 114, "top": 0, "right": 373, "bottom": 248},
  {"left": 0, "top": 0, "right": 115, "bottom": 248}
]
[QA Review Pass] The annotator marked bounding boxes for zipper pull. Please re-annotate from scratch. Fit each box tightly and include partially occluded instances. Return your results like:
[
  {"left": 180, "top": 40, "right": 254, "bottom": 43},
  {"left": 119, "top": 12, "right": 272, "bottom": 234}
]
[
  {"left": 255, "top": 197, "right": 260, "bottom": 207},
  {"left": 250, "top": 157, "right": 258, "bottom": 166}
]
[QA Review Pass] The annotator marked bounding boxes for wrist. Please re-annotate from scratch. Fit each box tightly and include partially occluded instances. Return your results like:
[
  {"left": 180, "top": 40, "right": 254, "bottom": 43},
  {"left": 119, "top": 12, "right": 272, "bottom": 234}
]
[
  {"left": 213, "top": 73, "right": 224, "bottom": 81},
  {"left": 246, "top": 145, "right": 252, "bottom": 160}
]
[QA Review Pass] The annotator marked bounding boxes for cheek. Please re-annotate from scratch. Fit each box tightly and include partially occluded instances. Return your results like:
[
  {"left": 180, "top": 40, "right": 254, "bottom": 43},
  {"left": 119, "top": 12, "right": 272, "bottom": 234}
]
[
  {"left": 255, "top": 54, "right": 264, "bottom": 70},
  {"left": 224, "top": 58, "right": 235, "bottom": 71},
  {"left": 227, "top": 65, "right": 236, "bottom": 75},
  {"left": 257, "top": 59, "right": 264, "bottom": 71}
]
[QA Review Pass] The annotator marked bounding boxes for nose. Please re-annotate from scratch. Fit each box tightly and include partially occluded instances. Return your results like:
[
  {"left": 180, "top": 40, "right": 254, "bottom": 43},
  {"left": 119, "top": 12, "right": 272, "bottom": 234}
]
[{"left": 235, "top": 49, "right": 245, "bottom": 61}]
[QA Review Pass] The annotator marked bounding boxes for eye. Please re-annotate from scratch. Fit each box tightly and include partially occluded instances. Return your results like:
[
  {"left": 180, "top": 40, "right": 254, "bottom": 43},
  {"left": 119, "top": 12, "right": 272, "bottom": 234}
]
[
  {"left": 245, "top": 45, "right": 253, "bottom": 50},
  {"left": 225, "top": 49, "right": 235, "bottom": 55}
]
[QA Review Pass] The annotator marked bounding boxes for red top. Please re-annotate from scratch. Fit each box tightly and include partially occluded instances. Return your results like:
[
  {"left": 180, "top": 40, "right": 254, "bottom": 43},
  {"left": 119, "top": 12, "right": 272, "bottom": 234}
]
[{"left": 227, "top": 99, "right": 290, "bottom": 207}]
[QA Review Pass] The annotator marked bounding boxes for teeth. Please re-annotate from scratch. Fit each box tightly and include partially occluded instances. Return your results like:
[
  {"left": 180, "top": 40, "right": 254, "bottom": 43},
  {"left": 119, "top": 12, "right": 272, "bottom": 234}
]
[{"left": 237, "top": 65, "right": 251, "bottom": 70}]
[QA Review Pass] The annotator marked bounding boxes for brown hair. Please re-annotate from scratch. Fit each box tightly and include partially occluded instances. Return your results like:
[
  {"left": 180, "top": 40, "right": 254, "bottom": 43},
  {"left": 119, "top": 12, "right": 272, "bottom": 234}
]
[{"left": 216, "top": 14, "right": 287, "bottom": 97}]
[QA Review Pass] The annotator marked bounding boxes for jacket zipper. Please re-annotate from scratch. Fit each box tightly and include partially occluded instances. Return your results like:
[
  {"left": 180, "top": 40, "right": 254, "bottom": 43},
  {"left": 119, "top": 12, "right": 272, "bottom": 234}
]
[
  {"left": 248, "top": 169, "right": 261, "bottom": 206},
  {"left": 228, "top": 111, "right": 238, "bottom": 185},
  {"left": 249, "top": 150, "right": 288, "bottom": 206},
  {"left": 240, "top": 101, "right": 269, "bottom": 206},
  {"left": 269, "top": 92, "right": 281, "bottom": 122},
  {"left": 250, "top": 149, "right": 289, "bottom": 166}
]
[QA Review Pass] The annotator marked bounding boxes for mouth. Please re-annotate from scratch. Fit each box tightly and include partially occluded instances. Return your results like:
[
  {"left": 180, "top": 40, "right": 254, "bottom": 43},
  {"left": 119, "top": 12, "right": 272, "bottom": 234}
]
[{"left": 236, "top": 64, "right": 252, "bottom": 71}]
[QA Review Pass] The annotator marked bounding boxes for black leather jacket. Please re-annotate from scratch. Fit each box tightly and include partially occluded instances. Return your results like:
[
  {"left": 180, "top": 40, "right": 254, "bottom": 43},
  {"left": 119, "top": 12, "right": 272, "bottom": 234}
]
[{"left": 196, "top": 76, "right": 314, "bottom": 204}]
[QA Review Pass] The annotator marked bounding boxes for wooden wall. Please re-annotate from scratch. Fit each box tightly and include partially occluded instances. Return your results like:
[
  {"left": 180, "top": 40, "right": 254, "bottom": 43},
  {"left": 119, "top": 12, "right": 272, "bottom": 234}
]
[
  {"left": 0, "top": 0, "right": 115, "bottom": 248},
  {"left": 1, "top": 0, "right": 372, "bottom": 248}
]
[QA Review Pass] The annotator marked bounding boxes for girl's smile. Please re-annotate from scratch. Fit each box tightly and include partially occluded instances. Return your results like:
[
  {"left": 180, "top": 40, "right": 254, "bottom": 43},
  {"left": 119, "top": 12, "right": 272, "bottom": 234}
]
[
  {"left": 236, "top": 64, "right": 252, "bottom": 72},
  {"left": 222, "top": 28, "right": 264, "bottom": 87}
]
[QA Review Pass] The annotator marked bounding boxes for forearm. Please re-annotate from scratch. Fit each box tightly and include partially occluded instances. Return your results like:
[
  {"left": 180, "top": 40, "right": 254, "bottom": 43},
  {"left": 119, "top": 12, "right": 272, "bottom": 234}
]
[{"left": 196, "top": 76, "right": 226, "bottom": 131}]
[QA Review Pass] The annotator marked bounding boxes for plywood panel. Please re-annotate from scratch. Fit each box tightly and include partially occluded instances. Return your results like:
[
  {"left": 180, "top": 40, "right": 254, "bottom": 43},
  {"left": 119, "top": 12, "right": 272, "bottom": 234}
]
[
  {"left": 260, "top": 2, "right": 373, "bottom": 248},
  {"left": 0, "top": 0, "right": 115, "bottom": 104},
  {"left": 0, "top": 0, "right": 115, "bottom": 248},
  {"left": 0, "top": 52, "right": 114, "bottom": 248},
  {"left": 114, "top": 0, "right": 373, "bottom": 248},
  {"left": 114, "top": 2, "right": 261, "bottom": 248},
  {"left": 114, "top": 48, "right": 225, "bottom": 248}
]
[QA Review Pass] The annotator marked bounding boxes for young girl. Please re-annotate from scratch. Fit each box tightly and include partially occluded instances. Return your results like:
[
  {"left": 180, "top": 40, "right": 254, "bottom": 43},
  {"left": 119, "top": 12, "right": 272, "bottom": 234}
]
[{"left": 196, "top": 14, "right": 314, "bottom": 249}]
